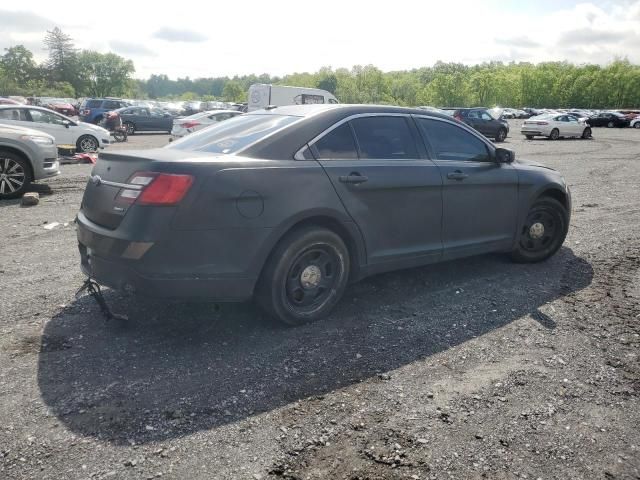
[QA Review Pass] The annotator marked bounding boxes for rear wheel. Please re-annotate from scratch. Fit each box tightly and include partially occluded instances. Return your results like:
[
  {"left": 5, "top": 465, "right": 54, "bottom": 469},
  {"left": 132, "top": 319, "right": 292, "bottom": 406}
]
[
  {"left": 633, "top": 122, "right": 640, "bottom": 129},
  {"left": 581, "top": 127, "right": 592, "bottom": 139},
  {"left": 495, "top": 128, "right": 507, "bottom": 142},
  {"left": 124, "top": 122, "right": 135, "bottom": 135},
  {"left": 511, "top": 197, "right": 568, "bottom": 263},
  {"left": 77, "top": 135, "right": 99, "bottom": 152},
  {"left": 525, "top": 135, "right": 534, "bottom": 140},
  {"left": 0, "top": 151, "right": 32, "bottom": 199},
  {"left": 549, "top": 128, "right": 560, "bottom": 140},
  {"left": 256, "top": 227, "right": 350, "bottom": 326},
  {"left": 607, "top": 121, "right": 614, "bottom": 128}
]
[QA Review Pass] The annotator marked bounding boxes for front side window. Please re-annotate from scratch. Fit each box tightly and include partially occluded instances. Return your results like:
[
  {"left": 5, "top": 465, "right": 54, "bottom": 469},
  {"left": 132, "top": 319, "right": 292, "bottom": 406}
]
[
  {"left": 167, "top": 113, "right": 300, "bottom": 154},
  {"left": 417, "top": 118, "right": 491, "bottom": 162},
  {"left": 480, "top": 112, "right": 493, "bottom": 121},
  {"left": 312, "top": 123, "right": 358, "bottom": 159},
  {"left": 29, "top": 109, "right": 65, "bottom": 125},
  {"left": 351, "top": 116, "right": 418, "bottom": 159}
]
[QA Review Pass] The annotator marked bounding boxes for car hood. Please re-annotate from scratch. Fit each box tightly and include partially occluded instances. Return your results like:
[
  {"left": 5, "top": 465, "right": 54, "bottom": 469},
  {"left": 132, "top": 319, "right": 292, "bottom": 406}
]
[
  {"left": 0, "top": 123, "right": 56, "bottom": 139},
  {"left": 79, "top": 121, "right": 109, "bottom": 135},
  {"left": 514, "top": 157, "right": 556, "bottom": 171}
]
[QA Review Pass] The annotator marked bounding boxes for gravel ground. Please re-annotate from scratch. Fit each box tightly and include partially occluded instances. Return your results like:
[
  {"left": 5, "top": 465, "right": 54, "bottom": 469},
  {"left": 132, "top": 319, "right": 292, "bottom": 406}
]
[{"left": 1, "top": 123, "right": 639, "bottom": 480}]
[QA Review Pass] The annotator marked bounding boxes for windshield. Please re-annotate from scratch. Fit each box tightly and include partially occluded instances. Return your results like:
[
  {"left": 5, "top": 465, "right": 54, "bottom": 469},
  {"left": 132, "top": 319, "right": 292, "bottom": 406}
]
[{"left": 167, "top": 114, "right": 300, "bottom": 154}]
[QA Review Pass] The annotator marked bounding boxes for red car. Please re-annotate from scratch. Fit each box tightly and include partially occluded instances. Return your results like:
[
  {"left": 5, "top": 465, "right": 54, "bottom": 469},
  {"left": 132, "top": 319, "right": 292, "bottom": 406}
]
[{"left": 45, "top": 101, "right": 77, "bottom": 117}]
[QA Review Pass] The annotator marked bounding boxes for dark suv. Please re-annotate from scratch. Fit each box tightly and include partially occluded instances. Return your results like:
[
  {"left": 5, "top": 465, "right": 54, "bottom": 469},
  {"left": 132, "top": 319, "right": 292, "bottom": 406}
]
[
  {"left": 443, "top": 108, "right": 510, "bottom": 142},
  {"left": 79, "top": 98, "right": 130, "bottom": 124}
]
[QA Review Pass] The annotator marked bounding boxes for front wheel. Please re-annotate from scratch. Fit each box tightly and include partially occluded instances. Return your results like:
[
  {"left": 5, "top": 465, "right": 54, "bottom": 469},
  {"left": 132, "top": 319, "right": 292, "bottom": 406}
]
[
  {"left": 581, "top": 127, "right": 592, "bottom": 139},
  {"left": 124, "top": 122, "right": 135, "bottom": 135},
  {"left": 113, "top": 129, "right": 127, "bottom": 142},
  {"left": 549, "top": 128, "right": 560, "bottom": 140},
  {"left": 525, "top": 135, "right": 534, "bottom": 140},
  {"left": 633, "top": 123, "right": 640, "bottom": 129},
  {"left": 607, "top": 121, "right": 614, "bottom": 128},
  {"left": 77, "top": 135, "right": 99, "bottom": 152},
  {"left": 256, "top": 227, "right": 350, "bottom": 326},
  {"left": 0, "top": 151, "right": 32, "bottom": 199},
  {"left": 495, "top": 128, "right": 507, "bottom": 142},
  {"left": 511, "top": 197, "right": 568, "bottom": 263}
]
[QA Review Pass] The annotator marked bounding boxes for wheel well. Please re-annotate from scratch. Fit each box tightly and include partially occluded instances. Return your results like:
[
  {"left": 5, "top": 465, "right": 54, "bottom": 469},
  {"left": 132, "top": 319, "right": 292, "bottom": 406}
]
[
  {"left": 0, "top": 146, "right": 34, "bottom": 180},
  {"left": 537, "top": 189, "right": 568, "bottom": 210},
  {"left": 268, "top": 216, "right": 362, "bottom": 282}
]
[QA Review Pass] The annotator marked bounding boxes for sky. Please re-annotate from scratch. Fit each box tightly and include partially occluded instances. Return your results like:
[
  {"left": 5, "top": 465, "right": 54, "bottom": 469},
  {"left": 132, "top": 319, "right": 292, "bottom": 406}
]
[{"left": 1, "top": 0, "right": 639, "bottom": 79}]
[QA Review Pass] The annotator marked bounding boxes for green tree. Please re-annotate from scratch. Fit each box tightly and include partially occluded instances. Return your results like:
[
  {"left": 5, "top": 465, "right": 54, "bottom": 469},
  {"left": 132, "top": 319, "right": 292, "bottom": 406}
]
[
  {"left": 1, "top": 45, "right": 37, "bottom": 83},
  {"left": 43, "top": 27, "right": 77, "bottom": 87},
  {"left": 222, "top": 81, "right": 245, "bottom": 102},
  {"left": 75, "top": 50, "right": 135, "bottom": 97}
]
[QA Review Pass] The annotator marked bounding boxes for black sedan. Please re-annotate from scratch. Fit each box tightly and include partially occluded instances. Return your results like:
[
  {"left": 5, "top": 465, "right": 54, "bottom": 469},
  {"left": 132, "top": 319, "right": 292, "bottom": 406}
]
[
  {"left": 586, "top": 112, "right": 630, "bottom": 128},
  {"left": 115, "top": 107, "right": 174, "bottom": 134},
  {"left": 77, "top": 105, "right": 571, "bottom": 325}
]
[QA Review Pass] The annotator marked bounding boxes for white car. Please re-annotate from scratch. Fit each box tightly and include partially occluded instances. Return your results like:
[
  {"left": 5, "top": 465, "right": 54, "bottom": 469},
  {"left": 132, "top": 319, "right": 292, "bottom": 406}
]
[
  {"left": 631, "top": 116, "right": 640, "bottom": 129},
  {"left": 521, "top": 114, "right": 592, "bottom": 140},
  {"left": 0, "top": 105, "right": 111, "bottom": 152},
  {"left": 171, "top": 110, "right": 242, "bottom": 138}
]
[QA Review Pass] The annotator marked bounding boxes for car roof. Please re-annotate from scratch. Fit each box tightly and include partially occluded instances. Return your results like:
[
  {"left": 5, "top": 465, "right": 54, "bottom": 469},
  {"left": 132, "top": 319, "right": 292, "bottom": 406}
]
[{"left": 247, "top": 103, "right": 455, "bottom": 121}]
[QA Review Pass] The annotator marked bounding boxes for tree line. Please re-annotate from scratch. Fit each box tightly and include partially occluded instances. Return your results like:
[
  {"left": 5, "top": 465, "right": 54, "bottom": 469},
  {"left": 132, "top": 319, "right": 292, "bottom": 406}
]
[{"left": 1, "top": 28, "right": 639, "bottom": 108}]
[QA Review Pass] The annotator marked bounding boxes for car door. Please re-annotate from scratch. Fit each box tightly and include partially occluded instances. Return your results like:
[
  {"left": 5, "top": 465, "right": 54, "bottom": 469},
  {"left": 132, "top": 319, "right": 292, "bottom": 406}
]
[
  {"left": 150, "top": 108, "right": 172, "bottom": 131},
  {"left": 565, "top": 115, "right": 582, "bottom": 135},
  {"left": 311, "top": 115, "right": 443, "bottom": 267},
  {"left": 479, "top": 110, "right": 499, "bottom": 137},
  {"left": 415, "top": 116, "right": 518, "bottom": 259},
  {"left": 28, "top": 109, "right": 74, "bottom": 145}
]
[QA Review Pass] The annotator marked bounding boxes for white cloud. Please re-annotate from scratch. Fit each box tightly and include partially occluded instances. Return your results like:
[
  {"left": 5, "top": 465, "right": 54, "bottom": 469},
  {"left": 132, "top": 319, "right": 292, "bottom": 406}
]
[{"left": 0, "top": 1, "right": 638, "bottom": 79}]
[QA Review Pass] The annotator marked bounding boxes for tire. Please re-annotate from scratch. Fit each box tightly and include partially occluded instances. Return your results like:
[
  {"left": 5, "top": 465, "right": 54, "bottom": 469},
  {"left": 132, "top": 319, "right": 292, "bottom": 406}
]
[
  {"left": 0, "top": 150, "right": 32, "bottom": 199},
  {"left": 124, "top": 122, "right": 135, "bottom": 135},
  {"left": 549, "top": 128, "right": 560, "bottom": 140},
  {"left": 511, "top": 197, "right": 568, "bottom": 263},
  {"left": 607, "top": 121, "right": 614, "bottom": 128},
  {"left": 495, "top": 128, "right": 507, "bottom": 142},
  {"left": 77, "top": 135, "right": 99, "bottom": 153},
  {"left": 113, "top": 129, "right": 127, "bottom": 142},
  {"left": 581, "top": 127, "right": 592, "bottom": 139},
  {"left": 94, "top": 115, "right": 103, "bottom": 125},
  {"left": 633, "top": 123, "right": 640, "bottom": 129},
  {"left": 525, "top": 135, "right": 534, "bottom": 140},
  {"left": 256, "top": 227, "right": 350, "bottom": 326}
]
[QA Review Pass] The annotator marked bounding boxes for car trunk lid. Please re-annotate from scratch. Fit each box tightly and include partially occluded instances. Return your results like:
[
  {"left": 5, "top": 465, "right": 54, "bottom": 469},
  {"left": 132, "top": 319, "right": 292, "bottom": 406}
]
[{"left": 80, "top": 148, "right": 207, "bottom": 229}]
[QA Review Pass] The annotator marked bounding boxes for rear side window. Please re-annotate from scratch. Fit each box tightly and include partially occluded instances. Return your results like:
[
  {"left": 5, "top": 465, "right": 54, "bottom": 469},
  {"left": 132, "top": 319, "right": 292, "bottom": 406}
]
[
  {"left": 85, "top": 100, "right": 102, "bottom": 108},
  {"left": 0, "top": 108, "right": 28, "bottom": 120},
  {"left": 313, "top": 123, "right": 358, "bottom": 159},
  {"left": 351, "top": 116, "right": 417, "bottom": 159},
  {"left": 167, "top": 114, "right": 300, "bottom": 154},
  {"left": 417, "top": 118, "right": 491, "bottom": 162},
  {"left": 103, "top": 101, "right": 120, "bottom": 109}
]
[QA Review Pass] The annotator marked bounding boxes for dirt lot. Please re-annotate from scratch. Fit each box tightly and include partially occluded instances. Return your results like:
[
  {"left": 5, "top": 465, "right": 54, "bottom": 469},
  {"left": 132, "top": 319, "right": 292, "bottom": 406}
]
[{"left": 1, "top": 123, "right": 639, "bottom": 480}]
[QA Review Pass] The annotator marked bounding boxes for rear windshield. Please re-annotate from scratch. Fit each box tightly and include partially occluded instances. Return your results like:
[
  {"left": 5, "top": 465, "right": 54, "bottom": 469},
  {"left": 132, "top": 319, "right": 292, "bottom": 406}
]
[{"left": 167, "top": 114, "right": 300, "bottom": 154}]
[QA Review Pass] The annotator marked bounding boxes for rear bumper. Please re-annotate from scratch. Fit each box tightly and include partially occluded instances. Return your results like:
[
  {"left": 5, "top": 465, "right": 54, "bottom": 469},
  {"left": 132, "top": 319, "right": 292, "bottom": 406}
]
[{"left": 76, "top": 214, "right": 257, "bottom": 301}]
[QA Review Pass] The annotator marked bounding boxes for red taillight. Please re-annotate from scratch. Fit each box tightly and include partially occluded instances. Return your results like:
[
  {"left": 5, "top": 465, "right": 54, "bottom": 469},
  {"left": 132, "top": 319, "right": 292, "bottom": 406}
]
[
  {"left": 536, "top": 121, "right": 549, "bottom": 125},
  {"left": 116, "top": 172, "right": 194, "bottom": 206},
  {"left": 182, "top": 121, "right": 200, "bottom": 129}
]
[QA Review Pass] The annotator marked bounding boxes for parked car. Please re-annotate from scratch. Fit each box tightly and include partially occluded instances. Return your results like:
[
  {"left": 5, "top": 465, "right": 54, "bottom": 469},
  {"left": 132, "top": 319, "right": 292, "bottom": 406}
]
[
  {"left": 170, "top": 110, "right": 243, "bottom": 138},
  {"left": 521, "top": 114, "right": 592, "bottom": 140},
  {"left": 112, "top": 107, "right": 174, "bottom": 134},
  {"left": 0, "top": 98, "right": 21, "bottom": 105},
  {"left": 76, "top": 104, "right": 570, "bottom": 325},
  {"left": 442, "top": 107, "right": 510, "bottom": 142},
  {"left": 0, "top": 105, "right": 111, "bottom": 152},
  {"left": 79, "top": 98, "right": 130, "bottom": 124},
  {"left": 586, "top": 112, "right": 630, "bottom": 128},
  {"left": 248, "top": 84, "right": 338, "bottom": 111},
  {"left": 43, "top": 99, "right": 77, "bottom": 117},
  {"left": 183, "top": 101, "right": 203, "bottom": 116},
  {"left": 630, "top": 117, "right": 640, "bottom": 129},
  {"left": 0, "top": 124, "right": 60, "bottom": 199}
]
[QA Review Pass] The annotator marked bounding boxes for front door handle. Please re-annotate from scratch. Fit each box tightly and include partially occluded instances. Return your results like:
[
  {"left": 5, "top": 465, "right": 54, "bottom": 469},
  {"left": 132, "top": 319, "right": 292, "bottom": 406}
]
[
  {"left": 447, "top": 170, "right": 468, "bottom": 181},
  {"left": 339, "top": 173, "right": 369, "bottom": 185}
]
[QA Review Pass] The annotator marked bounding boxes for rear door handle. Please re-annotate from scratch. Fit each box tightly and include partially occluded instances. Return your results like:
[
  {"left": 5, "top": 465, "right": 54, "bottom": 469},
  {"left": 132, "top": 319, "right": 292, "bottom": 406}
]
[
  {"left": 339, "top": 173, "right": 369, "bottom": 185},
  {"left": 447, "top": 171, "right": 468, "bottom": 181}
]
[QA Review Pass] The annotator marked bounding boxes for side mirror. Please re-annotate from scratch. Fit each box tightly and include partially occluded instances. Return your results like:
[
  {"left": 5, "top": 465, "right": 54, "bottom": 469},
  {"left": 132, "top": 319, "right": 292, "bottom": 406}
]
[
  {"left": 62, "top": 120, "right": 71, "bottom": 128},
  {"left": 495, "top": 147, "right": 515, "bottom": 163}
]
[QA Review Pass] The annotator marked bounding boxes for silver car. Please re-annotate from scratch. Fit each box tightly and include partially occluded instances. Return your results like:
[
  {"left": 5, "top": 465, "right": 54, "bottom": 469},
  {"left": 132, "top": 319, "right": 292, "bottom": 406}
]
[{"left": 0, "top": 124, "right": 60, "bottom": 199}]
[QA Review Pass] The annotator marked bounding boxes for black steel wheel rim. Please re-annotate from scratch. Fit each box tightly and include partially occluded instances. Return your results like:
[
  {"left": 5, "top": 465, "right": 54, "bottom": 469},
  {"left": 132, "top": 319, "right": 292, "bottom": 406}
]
[
  {"left": 519, "top": 208, "right": 559, "bottom": 252},
  {"left": 0, "top": 157, "right": 26, "bottom": 195},
  {"left": 284, "top": 246, "right": 340, "bottom": 312}
]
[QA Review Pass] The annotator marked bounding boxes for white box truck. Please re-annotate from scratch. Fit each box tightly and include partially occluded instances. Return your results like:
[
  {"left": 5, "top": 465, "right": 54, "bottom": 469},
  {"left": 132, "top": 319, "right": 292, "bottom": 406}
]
[{"left": 248, "top": 84, "right": 339, "bottom": 112}]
